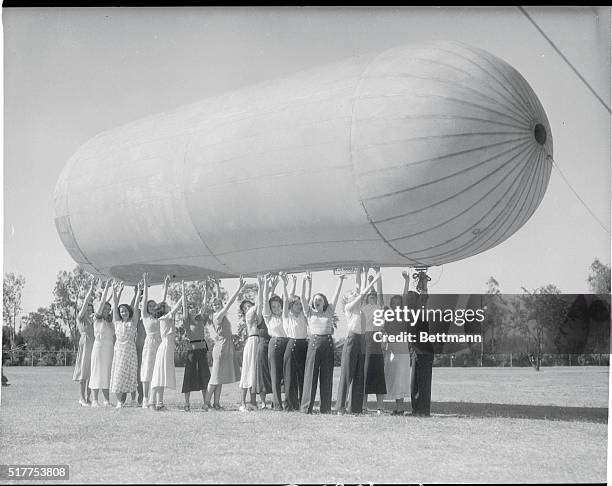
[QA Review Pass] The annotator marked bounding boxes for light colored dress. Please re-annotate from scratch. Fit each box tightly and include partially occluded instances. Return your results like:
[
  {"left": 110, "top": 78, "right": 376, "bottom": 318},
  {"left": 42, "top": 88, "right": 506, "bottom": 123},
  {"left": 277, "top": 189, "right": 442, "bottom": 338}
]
[
  {"left": 239, "top": 307, "right": 260, "bottom": 389},
  {"left": 109, "top": 320, "right": 138, "bottom": 394},
  {"left": 140, "top": 316, "right": 161, "bottom": 382},
  {"left": 73, "top": 314, "right": 94, "bottom": 381},
  {"left": 89, "top": 318, "right": 115, "bottom": 390},
  {"left": 384, "top": 316, "right": 411, "bottom": 400},
  {"left": 150, "top": 316, "right": 176, "bottom": 389},
  {"left": 209, "top": 314, "right": 240, "bottom": 385}
]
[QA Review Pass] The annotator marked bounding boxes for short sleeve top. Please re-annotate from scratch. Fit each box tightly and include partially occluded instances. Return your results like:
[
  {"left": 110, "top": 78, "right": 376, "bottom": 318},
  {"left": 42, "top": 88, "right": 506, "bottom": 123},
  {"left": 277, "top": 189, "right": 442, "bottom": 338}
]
[
  {"left": 245, "top": 306, "right": 260, "bottom": 336},
  {"left": 93, "top": 318, "right": 115, "bottom": 342},
  {"left": 183, "top": 313, "right": 207, "bottom": 341},
  {"left": 283, "top": 313, "right": 308, "bottom": 339},
  {"left": 344, "top": 304, "right": 364, "bottom": 335},
  {"left": 212, "top": 314, "right": 233, "bottom": 345},
  {"left": 307, "top": 305, "right": 336, "bottom": 335},
  {"left": 263, "top": 313, "right": 286, "bottom": 338}
]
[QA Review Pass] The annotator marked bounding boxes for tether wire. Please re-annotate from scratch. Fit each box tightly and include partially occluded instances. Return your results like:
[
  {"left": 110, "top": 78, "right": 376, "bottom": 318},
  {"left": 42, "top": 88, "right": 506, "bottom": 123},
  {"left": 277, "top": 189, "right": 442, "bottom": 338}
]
[{"left": 517, "top": 6, "right": 611, "bottom": 114}]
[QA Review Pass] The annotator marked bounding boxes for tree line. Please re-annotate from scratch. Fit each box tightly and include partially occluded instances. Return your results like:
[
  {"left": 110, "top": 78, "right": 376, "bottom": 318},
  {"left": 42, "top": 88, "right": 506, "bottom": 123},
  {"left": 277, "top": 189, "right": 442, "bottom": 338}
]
[{"left": 2, "top": 259, "right": 610, "bottom": 370}]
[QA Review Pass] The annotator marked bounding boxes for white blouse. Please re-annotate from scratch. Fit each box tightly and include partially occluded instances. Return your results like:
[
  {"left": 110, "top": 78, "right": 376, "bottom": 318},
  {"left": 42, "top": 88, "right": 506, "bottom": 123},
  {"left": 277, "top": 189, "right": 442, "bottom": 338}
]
[
  {"left": 307, "top": 306, "right": 336, "bottom": 335},
  {"left": 263, "top": 313, "right": 286, "bottom": 338},
  {"left": 344, "top": 305, "right": 364, "bottom": 335},
  {"left": 283, "top": 313, "right": 308, "bottom": 339}
]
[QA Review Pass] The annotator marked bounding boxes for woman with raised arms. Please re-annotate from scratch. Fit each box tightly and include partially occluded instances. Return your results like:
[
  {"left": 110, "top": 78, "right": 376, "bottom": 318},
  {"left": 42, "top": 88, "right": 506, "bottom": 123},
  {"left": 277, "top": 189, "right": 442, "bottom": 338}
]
[
  {"left": 205, "top": 276, "right": 245, "bottom": 410},
  {"left": 140, "top": 273, "right": 170, "bottom": 409},
  {"left": 73, "top": 278, "right": 96, "bottom": 406},
  {"left": 361, "top": 266, "right": 387, "bottom": 414},
  {"left": 254, "top": 275, "right": 273, "bottom": 409},
  {"left": 88, "top": 279, "right": 114, "bottom": 407},
  {"left": 180, "top": 280, "right": 212, "bottom": 411},
  {"left": 238, "top": 275, "right": 265, "bottom": 411},
  {"left": 280, "top": 273, "right": 309, "bottom": 411},
  {"left": 383, "top": 271, "right": 413, "bottom": 415},
  {"left": 335, "top": 268, "right": 381, "bottom": 415},
  {"left": 150, "top": 283, "right": 184, "bottom": 411},
  {"left": 262, "top": 273, "right": 287, "bottom": 410},
  {"left": 300, "top": 272, "right": 345, "bottom": 414},
  {"left": 109, "top": 281, "right": 142, "bottom": 408}
]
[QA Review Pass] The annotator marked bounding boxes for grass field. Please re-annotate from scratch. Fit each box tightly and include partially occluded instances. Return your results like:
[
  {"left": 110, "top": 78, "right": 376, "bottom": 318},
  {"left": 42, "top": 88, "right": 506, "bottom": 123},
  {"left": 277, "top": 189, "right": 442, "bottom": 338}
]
[{"left": 0, "top": 366, "right": 608, "bottom": 484}]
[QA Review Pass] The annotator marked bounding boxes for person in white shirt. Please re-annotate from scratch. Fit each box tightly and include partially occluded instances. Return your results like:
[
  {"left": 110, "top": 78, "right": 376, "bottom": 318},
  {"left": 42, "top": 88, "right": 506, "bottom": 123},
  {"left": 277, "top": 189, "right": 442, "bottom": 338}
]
[
  {"left": 262, "top": 273, "right": 288, "bottom": 410},
  {"left": 300, "top": 272, "right": 345, "bottom": 414},
  {"left": 335, "top": 268, "right": 381, "bottom": 415},
  {"left": 238, "top": 275, "right": 265, "bottom": 412},
  {"left": 280, "top": 273, "right": 309, "bottom": 411}
]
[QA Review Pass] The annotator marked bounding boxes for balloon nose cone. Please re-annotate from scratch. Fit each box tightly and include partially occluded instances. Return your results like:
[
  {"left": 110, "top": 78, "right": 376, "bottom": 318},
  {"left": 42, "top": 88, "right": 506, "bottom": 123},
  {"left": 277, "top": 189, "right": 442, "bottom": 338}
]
[{"left": 534, "top": 123, "right": 547, "bottom": 145}]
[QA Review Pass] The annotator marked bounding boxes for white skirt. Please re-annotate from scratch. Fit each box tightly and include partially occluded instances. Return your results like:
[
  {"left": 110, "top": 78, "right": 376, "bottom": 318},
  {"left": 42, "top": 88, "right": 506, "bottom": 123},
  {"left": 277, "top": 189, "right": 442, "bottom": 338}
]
[
  {"left": 239, "top": 336, "right": 259, "bottom": 389},
  {"left": 384, "top": 349, "right": 411, "bottom": 400},
  {"left": 140, "top": 335, "right": 161, "bottom": 382},
  {"left": 150, "top": 338, "right": 176, "bottom": 390},
  {"left": 89, "top": 340, "right": 114, "bottom": 390}
]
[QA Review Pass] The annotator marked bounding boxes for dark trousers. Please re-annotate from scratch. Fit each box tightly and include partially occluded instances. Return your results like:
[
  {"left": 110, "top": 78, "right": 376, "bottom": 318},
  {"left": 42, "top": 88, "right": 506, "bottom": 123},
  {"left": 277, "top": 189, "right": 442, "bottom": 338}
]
[
  {"left": 283, "top": 338, "right": 307, "bottom": 411},
  {"left": 301, "top": 334, "right": 334, "bottom": 414},
  {"left": 410, "top": 352, "right": 433, "bottom": 416},
  {"left": 336, "top": 332, "right": 365, "bottom": 414},
  {"left": 268, "top": 337, "right": 288, "bottom": 410}
]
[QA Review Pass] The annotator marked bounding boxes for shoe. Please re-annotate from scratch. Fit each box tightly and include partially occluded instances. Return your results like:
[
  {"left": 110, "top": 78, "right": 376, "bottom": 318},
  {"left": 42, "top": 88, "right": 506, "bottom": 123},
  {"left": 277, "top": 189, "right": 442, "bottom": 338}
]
[
  {"left": 91, "top": 400, "right": 100, "bottom": 408},
  {"left": 79, "top": 399, "right": 89, "bottom": 407},
  {"left": 391, "top": 410, "right": 404, "bottom": 416},
  {"left": 336, "top": 408, "right": 346, "bottom": 416},
  {"left": 116, "top": 402, "right": 123, "bottom": 409},
  {"left": 147, "top": 403, "right": 156, "bottom": 410},
  {"left": 201, "top": 404, "right": 209, "bottom": 412},
  {"left": 155, "top": 404, "right": 168, "bottom": 412},
  {"left": 247, "top": 403, "right": 257, "bottom": 411},
  {"left": 213, "top": 404, "right": 224, "bottom": 411},
  {"left": 377, "top": 409, "right": 384, "bottom": 415},
  {"left": 142, "top": 402, "right": 149, "bottom": 409},
  {"left": 183, "top": 405, "right": 190, "bottom": 412},
  {"left": 102, "top": 400, "right": 110, "bottom": 407},
  {"left": 259, "top": 403, "right": 267, "bottom": 410},
  {"left": 239, "top": 405, "right": 248, "bottom": 412}
]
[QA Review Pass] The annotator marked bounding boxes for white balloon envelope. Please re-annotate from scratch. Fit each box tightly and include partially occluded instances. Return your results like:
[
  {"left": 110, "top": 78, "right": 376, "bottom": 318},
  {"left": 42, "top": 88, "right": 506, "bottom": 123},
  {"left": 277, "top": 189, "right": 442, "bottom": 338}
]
[{"left": 54, "top": 41, "right": 553, "bottom": 283}]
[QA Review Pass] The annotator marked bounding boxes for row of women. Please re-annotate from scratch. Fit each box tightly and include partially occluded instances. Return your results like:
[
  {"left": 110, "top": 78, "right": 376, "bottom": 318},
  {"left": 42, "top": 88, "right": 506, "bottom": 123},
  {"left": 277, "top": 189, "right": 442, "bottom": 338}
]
[{"left": 73, "top": 267, "right": 433, "bottom": 415}]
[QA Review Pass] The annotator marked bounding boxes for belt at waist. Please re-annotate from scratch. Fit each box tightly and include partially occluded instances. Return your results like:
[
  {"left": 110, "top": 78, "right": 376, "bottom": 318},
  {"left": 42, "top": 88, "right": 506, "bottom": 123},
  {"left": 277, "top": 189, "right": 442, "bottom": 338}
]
[
  {"left": 287, "top": 337, "right": 307, "bottom": 341},
  {"left": 190, "top": 339, "right": 205, "bottom": 343},
  {"left": 247, "top": 334, "right": 259, "bottom": 338},
  {"left": 312, "top": 334, "right": 333, "bottom": 338}
]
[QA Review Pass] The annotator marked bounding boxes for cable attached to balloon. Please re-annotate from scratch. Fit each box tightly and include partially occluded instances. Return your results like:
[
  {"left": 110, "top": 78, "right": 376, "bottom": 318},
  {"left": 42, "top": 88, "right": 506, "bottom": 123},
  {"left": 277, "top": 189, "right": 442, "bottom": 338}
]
[{"left": 547, "top": 154, "right": 610, "bottom": 234}]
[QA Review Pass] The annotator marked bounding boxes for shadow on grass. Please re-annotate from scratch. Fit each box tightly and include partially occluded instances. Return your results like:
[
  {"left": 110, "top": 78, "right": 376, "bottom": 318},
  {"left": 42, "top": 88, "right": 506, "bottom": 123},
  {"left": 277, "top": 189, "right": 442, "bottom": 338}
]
[
  {"left": 358, "top": 400, "right": 608, "bottom": 423},
  {"left": 429, "top": 401, "right": 608, "bottom": 423}
]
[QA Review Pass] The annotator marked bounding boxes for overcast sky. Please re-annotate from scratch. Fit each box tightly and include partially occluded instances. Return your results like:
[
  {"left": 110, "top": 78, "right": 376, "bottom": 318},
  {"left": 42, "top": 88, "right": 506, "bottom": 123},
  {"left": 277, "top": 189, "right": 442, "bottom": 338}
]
[{"left": 3, "top": 7, "right": 610, "bottom": 333}]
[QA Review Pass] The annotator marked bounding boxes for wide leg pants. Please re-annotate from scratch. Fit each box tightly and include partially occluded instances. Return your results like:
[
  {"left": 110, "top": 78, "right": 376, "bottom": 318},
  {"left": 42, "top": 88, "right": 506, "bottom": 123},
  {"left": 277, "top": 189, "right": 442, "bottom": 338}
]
[
  {"left": 300, "top": 334, "right": 334, "bottom": 414},
  {"left": 268, "top": 337, "right": 288, "bottom": 410},
  {"left": 335, "top": 332, "right": 365, "bottom": 414},
  {"left": 283, "top": 338, "right": 307, "bottom": 411},
  {"left": 410, "top": 352, "right": 433, "bottom": 416}
]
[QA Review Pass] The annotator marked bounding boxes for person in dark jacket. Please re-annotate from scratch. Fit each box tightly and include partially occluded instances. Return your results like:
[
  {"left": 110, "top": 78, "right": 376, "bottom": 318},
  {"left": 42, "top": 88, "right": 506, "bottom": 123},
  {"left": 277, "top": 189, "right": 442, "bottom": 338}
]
[{"left": 407, "top": 270, "right": 434, "bottom": 417}]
